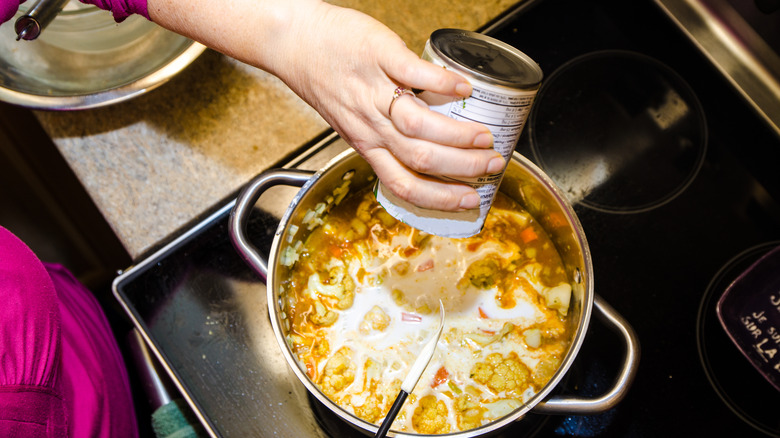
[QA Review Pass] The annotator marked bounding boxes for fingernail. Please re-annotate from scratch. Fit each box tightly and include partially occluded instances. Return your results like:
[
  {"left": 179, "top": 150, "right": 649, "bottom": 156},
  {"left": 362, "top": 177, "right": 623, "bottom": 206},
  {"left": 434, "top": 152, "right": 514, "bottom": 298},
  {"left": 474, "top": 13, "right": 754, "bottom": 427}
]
[
  {"left": 487, "top": 156, "right": 506, "bottom": 174},
  {"left": 459, "top": 193, "right": 480, "bottom": 210},
  {"left": 473, "top": 132, "right": 493, "bottom": 147},
  {"left": 455, "top": 82, "right": 472, "bottom": 97}
]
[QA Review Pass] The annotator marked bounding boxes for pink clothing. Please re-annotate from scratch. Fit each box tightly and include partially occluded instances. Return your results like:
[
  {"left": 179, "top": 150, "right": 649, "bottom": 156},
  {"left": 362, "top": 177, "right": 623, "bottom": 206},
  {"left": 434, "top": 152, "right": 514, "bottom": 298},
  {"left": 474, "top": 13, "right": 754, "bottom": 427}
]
[
  {"left": 0, "top": 0, "right": 148, "bottom": 24},
  {"left": 0, "top": 0, "right": 24, "bottom": 30},
  {"left": 0, "top": 226, "right": 139, "bottom": 438},
  {"left": 85, "top": 0, "right": 149, "bottom": 22}
]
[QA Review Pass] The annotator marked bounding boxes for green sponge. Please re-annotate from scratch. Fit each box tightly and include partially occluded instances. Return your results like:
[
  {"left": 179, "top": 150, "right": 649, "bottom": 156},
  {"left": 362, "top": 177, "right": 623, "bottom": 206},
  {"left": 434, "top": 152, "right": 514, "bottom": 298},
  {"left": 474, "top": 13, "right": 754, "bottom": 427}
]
[{"left": 151, "top": 398, "right": 208, "bottom": 438}]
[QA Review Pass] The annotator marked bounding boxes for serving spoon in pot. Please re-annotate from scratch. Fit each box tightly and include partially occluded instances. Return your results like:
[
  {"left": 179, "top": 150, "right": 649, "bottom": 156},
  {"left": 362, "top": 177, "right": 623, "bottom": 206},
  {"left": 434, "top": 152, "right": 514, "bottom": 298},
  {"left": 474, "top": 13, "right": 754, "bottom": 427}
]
[{"left": 374, "top": 300, "right": 445, "bottom": 438}]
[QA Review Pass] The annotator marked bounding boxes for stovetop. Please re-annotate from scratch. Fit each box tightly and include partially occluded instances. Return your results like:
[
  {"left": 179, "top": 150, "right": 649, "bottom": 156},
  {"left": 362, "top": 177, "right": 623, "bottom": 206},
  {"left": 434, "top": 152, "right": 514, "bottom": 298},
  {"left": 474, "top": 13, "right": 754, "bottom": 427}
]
[{"left": 114, "top": 0, "right": 780, "bottom": 436}]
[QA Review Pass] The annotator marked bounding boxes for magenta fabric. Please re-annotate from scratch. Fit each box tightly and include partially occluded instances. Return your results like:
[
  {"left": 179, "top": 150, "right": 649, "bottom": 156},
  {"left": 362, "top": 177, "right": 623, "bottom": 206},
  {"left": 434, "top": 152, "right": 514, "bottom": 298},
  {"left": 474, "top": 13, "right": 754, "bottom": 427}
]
[
  {"left": 81, "top": 0, "right": 149, "bottom": 22},
  {"left": 0, "top": 0, "right": 148, "bottom": 25},
  {"left": 0, "top": 226, "right": 139, "bottom": 438},
  {"left": 50, "top": 263, "right": 139, "bottom": 438},
  {"left": 0, "top": 226, "right": 66, "bottom": 438},
  {"left": 0, "top": 0, "right": 24, "bottom": 29}
]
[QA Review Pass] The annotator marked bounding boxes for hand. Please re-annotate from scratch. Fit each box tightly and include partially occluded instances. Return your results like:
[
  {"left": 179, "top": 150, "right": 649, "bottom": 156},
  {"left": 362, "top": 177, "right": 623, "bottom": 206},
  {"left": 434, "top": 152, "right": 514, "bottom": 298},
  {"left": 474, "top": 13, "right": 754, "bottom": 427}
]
[
  {"left": 148, "top": 0, "right": 501, "bottom": 211},
  {"left": 273, "top": 3, "right": 502, "bottom": 211}
]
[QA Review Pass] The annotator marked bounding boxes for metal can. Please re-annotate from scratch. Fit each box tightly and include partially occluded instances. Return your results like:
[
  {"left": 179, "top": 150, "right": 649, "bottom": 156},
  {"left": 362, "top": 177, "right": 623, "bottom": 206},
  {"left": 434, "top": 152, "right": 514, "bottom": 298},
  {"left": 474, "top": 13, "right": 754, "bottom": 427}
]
[{"left": 375, "top": 28, "right": 543, "bottom": 238}]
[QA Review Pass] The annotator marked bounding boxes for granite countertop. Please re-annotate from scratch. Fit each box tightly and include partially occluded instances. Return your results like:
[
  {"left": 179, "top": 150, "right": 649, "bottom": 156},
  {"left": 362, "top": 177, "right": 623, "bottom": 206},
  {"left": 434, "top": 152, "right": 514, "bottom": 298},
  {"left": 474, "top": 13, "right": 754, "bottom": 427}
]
[{"left": 33, "top": 0, "right": 520, "bottom": 261}]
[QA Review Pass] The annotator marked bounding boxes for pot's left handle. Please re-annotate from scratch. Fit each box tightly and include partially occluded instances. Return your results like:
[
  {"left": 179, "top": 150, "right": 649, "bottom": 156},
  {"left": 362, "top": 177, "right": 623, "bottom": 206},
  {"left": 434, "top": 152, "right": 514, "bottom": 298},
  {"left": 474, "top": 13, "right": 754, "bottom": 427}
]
[
  {"left": 229, "top": 169, "right": 314, "bottom": 282},
  {"left": 533, "top": 295, "right": 640, "bottom": 415}
]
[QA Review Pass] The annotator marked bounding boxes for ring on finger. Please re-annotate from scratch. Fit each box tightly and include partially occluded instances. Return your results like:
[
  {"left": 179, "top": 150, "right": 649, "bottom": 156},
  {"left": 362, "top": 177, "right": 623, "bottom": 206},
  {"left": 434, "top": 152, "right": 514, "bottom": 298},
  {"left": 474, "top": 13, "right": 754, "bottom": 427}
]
[{"left": 388, "top": 86, "right": 415, "bottom": 117}]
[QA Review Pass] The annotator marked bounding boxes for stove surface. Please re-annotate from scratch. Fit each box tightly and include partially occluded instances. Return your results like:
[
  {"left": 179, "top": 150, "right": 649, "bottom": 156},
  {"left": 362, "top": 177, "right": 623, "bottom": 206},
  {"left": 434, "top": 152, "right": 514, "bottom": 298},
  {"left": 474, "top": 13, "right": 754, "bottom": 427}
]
[{"left": 114, "top": 0, "right": 780, "bottom": 436}]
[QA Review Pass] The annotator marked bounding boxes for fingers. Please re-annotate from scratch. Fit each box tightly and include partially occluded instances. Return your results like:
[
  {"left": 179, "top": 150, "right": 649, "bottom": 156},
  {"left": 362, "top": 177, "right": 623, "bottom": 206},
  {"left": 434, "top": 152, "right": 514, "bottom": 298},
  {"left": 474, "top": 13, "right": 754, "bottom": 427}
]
[
  {"left": 386, "top": 134, "right": 505, "bottom": 179},
  {"left": 380, "top": 47, "right": 472, "bottom": 98},
  {"left": 363, "top": 148, "right": 481, "bottom": 211},
  {"left": 389, "top": 94, "right": 493, "bottom": 149}
]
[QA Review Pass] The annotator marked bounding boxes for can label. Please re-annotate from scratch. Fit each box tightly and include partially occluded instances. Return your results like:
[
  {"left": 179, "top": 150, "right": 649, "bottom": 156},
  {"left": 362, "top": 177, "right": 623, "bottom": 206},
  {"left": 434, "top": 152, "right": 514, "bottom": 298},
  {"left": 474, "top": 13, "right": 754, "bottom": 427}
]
[{"left": 376, "top": 31, "right": 541, "bottom": 238}]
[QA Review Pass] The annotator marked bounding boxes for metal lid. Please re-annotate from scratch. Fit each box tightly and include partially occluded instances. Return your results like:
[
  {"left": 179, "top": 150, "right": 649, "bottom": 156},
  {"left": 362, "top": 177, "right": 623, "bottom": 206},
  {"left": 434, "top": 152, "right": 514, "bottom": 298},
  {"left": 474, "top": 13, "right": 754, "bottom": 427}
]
[{"left": 430, "top": 28, "right": 543, "bottom": 88}]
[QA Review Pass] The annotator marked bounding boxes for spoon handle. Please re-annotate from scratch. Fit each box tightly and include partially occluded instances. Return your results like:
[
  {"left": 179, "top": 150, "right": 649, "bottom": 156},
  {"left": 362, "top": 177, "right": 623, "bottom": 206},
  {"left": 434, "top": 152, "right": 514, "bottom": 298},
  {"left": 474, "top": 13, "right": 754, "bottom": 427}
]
[{"left": 374, "top": 389, "right": 408, "bottom": 438}]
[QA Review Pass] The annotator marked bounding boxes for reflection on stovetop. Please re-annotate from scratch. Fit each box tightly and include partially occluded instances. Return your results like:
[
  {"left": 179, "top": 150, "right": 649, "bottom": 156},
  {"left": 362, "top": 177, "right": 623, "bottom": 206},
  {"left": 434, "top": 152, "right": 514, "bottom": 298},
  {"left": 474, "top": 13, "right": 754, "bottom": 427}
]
[{"left": 114, "top": 0, "right": 780, "bottom": 436}]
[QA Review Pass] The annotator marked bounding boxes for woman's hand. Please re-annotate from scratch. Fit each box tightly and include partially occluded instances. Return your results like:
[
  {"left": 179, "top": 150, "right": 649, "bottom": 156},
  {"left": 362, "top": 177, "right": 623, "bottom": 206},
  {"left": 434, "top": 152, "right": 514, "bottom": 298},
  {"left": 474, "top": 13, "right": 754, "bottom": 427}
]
[{"left": 149, "top": 0, "right": 500, "bottom": 211}]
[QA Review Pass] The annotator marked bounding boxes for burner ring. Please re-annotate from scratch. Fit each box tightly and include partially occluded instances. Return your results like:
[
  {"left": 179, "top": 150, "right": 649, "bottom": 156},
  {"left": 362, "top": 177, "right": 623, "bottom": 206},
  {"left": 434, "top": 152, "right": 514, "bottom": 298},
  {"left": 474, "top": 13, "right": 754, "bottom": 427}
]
[
  {"left": 697, "top": 241, "right": 780, "bottom": 437},
  {"left": 528, "top": 50, "right": 707, "bottom": 214}
]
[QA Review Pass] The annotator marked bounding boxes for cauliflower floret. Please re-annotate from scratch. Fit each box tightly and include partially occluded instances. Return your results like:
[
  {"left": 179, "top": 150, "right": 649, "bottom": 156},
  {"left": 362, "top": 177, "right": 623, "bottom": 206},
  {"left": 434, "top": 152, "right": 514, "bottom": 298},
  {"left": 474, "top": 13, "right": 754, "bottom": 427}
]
[
  {"left": 470, "top": 352, "right": 531, "bottom": 397},
  {"left": 454, "top": 393, "right": 487, "bottom": 431},
  {"left": 311, "top": 338, "right": 330, "bottom": 358},
  {"left": 532, "top": 356, "right": 561, "bottom": 387},
  {"left": 308, "top": 301, "right": 338, "bottom": 326},
  {"left": 319, "top": 348, "right": 356, "bottom": 398},
  {"left": 354, "top": 359, "right": 401, "bottom": 423},
  {"left": 308, "top": 265, "right": 355, "bottom": 310},
  {"left": 461, "top": 257, "right": 500, "bottom": 289},
  {"left": 359, "top": 306, "right": 391, "bottom": 334},
  {"left": 412, "top": 395, "right": 451, "bottom": 435},
  {"left": 541, "top": 283, "right": 571, "bottom": 317},
  {"left": 354, "top": 398, "right": 384, "bottom": 424}
]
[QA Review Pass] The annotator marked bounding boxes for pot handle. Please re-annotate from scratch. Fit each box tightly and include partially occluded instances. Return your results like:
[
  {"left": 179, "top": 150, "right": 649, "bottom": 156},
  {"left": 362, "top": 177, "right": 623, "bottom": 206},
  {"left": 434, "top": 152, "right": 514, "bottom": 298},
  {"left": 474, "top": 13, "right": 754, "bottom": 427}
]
[
  {"left": 229, "top": 169, "right": 314, "bottom": 282},
  {"left": 532, "top": 294, "right": 640, "bottom": 415}
]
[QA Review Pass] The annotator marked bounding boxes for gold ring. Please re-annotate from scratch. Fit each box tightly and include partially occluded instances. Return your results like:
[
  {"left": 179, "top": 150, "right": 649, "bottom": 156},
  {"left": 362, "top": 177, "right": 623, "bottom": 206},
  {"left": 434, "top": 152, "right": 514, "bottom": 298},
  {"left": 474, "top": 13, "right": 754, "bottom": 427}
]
[{"left": 388, "top": 86, "right": 415, "bottom": 117}]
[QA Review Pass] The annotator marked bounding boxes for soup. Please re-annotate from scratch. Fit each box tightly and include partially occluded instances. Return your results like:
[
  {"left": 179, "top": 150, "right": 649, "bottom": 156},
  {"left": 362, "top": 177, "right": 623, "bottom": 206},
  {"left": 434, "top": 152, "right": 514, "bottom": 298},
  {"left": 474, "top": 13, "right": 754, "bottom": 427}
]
[{"left": 279, "top": 187, "right": 573, "bottom": 434}]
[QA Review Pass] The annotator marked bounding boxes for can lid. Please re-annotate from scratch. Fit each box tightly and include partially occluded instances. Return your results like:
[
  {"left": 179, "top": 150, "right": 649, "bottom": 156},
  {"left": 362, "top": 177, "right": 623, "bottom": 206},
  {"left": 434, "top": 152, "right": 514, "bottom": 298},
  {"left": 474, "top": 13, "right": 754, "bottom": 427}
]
[{"left": 430, "top": 29, "right": 543, "bottom": 88}]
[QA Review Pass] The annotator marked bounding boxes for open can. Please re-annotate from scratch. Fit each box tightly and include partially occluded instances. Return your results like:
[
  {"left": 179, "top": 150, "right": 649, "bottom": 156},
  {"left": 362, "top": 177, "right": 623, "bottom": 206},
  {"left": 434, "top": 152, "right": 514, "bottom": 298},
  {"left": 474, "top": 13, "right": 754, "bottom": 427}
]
[{"left": 375, "top": 28, "right": 543, "bottom": 238}]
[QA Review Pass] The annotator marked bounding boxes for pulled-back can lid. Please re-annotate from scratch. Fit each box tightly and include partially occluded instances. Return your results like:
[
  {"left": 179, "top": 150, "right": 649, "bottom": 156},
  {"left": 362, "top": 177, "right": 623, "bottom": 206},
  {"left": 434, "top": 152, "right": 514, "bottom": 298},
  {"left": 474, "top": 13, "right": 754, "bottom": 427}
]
[{"left": 429, "top": 28, "right": 543, "bottom": 88}]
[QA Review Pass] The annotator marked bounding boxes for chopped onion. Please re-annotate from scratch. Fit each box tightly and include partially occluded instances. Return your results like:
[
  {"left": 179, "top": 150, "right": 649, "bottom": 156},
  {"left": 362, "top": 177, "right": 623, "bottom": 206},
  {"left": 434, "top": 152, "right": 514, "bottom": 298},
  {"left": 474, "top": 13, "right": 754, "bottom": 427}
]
[
  {"left": 465, "top": 322, "right": 514, "bottom": 347},
  {"left": 484, "top": 399, "right": 522, "bottom": 418},
  {"left": 286, "top": 224, "right": 299, "bottom": 243}
]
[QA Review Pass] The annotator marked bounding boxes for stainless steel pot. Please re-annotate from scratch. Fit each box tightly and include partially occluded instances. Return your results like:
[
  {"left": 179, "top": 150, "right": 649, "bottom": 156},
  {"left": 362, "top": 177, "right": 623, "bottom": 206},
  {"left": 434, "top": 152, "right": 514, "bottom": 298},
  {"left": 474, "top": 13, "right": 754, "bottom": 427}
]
[{"left": 229, "top": 149, "right": 640, "bottom": 437}]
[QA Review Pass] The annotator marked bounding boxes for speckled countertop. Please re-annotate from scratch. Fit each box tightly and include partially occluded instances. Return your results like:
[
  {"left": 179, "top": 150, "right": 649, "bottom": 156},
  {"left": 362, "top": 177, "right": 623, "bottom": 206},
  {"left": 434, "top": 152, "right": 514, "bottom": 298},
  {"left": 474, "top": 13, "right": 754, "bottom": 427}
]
[{"left": 33, "top": 0, "right": 521, "bottom": 261}]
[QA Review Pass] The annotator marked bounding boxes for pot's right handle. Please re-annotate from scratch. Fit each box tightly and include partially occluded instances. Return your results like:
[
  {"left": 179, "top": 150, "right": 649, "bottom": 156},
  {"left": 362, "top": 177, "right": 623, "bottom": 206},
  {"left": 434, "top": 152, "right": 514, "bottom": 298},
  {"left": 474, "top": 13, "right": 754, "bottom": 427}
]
[
  {"left": 533, "top": 294, "right": 640, "bottom": 415},
  {"left": 229, "top": 169, "right": 314, "bottom": 282}
]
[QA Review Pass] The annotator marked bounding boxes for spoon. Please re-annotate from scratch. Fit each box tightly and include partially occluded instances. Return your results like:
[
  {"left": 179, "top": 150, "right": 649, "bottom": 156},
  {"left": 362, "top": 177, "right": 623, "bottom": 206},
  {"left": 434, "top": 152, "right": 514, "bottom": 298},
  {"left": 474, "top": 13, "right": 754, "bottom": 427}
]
[{"left": 374, "top": 300, "right": 445, "bottom": 438}]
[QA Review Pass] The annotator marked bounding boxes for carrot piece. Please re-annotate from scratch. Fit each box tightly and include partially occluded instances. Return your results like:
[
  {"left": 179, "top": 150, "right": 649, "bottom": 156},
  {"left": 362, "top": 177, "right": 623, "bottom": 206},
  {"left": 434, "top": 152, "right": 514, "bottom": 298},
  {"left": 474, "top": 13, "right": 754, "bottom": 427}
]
[
  {"left": 305, "top": 360, "right": 316, "bottom": 379},
  {"left": 548, "top": 212, "right": 567, "bottom": 228},
  {"left": 329, "top": 244, "right": 343, "bottom": 258},
  {"left": 478, "top": 307, "right": 489, "bottom": 319},
  {"left": 520, "top": 226, "right": 538, "bottom": 243}
]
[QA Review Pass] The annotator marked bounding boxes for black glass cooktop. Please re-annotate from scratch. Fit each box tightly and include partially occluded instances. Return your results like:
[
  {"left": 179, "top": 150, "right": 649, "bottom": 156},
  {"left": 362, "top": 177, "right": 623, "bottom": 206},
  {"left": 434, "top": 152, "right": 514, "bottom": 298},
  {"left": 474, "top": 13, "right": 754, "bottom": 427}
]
[{"left": 114, "top": 0, "right": 780, "bottom": 436}]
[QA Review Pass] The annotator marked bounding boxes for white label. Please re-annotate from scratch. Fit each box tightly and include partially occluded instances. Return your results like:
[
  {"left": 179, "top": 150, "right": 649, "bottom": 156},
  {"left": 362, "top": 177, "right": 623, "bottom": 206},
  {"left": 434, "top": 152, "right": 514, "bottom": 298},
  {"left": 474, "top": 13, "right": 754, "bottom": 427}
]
[{"left": 423, "top": 85, "right": 536, "bottom": 208}]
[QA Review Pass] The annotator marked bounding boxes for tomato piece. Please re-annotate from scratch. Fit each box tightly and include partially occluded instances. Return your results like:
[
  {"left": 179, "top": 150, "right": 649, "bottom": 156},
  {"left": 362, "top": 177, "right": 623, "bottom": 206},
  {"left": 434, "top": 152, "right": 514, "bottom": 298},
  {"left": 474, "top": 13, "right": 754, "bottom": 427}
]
[
  {"left": 402, "top": 312, "right": 423, "bottom": 323},
  {"left": 416, "top": 258, "right": 434, "bottom": 272},
  {"left": 432, "top": 366, "right": 449, "bottom": 387}
]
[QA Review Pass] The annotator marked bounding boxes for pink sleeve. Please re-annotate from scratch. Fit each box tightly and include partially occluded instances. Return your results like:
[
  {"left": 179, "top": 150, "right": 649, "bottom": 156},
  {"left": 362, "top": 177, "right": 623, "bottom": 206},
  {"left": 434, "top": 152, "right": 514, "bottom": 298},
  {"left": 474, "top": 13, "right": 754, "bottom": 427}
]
[
  {"left": 0, "top": 226, "right": 139, "bottom": 438},
  {"left": 48, "top": 263, "right": 139, "bottom": 438},
  {"left": 0, "top": 0, "right": 23, "bottom": 24},
  {"left": 0, "top": 226, "right": 67, "bottom": 438},
  {"left": 80, "top": 0, "right": 149, "bottom": 22}
]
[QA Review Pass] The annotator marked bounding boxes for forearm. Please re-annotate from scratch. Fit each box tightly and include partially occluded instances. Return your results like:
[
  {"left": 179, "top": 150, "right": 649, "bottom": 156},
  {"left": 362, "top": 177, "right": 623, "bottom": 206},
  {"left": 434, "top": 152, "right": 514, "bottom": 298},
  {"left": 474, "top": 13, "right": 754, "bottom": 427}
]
[
  {"left": 146, "top": 0, "right": 323, "bottom": 79},
  {"left": 83, "top": 0, "right": 492, "bottom": 211}
]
